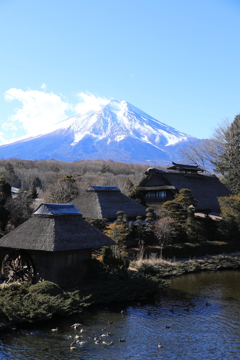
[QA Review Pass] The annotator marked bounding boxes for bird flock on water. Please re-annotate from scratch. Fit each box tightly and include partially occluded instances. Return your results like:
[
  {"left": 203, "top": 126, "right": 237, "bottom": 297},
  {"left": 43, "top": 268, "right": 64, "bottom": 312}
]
[
  {"left": 51, "top": 316, "right": 129, "bottom": 352},
  {"left": 51, "top": 318, "right": 166, "bottom": 352},
  {"left": 50, "top": 309, "right": 169, "bottom": 352},
  {"left": 51, "top": 301, "right": 214, "bottom": 353}
]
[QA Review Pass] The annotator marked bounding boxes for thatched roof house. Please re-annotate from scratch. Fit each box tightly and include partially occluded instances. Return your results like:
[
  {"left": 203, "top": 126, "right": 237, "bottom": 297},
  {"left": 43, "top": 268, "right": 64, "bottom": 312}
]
[
  {"left": 72, "top": 186, "right": 147, "bottom": 221},
  {"left": 0, "top": 203, "right": 115, "bottom": 287},
  {"left": 137, "top": 163, "right": 232, "bottom": 214}
]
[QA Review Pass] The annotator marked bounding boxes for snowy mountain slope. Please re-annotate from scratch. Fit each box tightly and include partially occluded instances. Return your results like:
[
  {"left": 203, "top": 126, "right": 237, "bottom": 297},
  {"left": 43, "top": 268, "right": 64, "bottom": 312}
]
[{"left": 0, "top": 100, "right": 200, "bottom": 164}]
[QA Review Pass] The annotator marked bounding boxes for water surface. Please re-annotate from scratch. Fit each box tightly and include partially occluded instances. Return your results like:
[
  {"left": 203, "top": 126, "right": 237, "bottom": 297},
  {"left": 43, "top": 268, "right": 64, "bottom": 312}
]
[{"left": 0, "top": 270, "right": 240, "bottom": 359}]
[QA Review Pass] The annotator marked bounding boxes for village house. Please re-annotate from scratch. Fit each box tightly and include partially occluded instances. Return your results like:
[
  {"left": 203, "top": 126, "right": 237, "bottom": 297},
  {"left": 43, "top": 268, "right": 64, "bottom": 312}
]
[
  {"left": 0, "top": 203, "right": 115, "bottom": 288},
  {"left": 71, "top": 185, "right": 147, "bottom": 222},
  {"left": 11, "top": 186, "right": 21, "bottom": 198},
  {"left": 137, "top": 162, "right": 232, "bottom": 215}
]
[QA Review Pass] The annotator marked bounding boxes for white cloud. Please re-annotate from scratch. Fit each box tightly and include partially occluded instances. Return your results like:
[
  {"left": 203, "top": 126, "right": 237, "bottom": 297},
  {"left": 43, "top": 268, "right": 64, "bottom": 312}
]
[
  {"left": 0, "top": 132, "right": 8, "bottom": 144},
  {"left": 74, "top": 92, "right": 110, "bottom": 115},
  {"left": 4, "top": 88, "right": 71, "bottom": 136},
  {"left": 2, "top": 89, "right": 111, "bottom": 143},
  {"left": 2, "top": 122, "right": 18, "bottom": 131}
]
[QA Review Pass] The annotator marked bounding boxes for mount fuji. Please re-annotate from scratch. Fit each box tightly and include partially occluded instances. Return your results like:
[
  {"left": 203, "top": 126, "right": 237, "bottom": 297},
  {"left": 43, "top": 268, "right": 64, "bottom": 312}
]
[{"left": 0, "top": 100, "right": 200, "bottom": 165}]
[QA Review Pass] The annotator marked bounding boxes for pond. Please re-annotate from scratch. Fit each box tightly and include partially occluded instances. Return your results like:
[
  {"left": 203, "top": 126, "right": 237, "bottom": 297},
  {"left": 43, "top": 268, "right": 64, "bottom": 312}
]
[{"left": 0, "top": 270, "right": 240, "bottom": 359}]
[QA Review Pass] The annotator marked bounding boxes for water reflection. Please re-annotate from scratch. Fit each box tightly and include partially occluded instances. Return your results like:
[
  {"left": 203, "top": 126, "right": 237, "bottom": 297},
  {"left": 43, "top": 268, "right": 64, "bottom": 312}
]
[{"left": 0, "top": 270, "right": 240, "bottom": 359}]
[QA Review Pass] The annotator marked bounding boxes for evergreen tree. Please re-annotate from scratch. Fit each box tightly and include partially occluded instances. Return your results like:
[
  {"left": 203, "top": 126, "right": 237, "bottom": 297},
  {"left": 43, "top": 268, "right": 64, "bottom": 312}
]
[
  {"left": 5, "top": 190, "right": 34, "bottom": 227},
  {"left": 144, "top": 207, "right": 157, "bottom": 244},
  {"left": 27, "top": 186, "right": 38, "bottom": 199},
  {"left": 185, "top": 205, "right": 198, "bottom": 241},
  {"left": 32, "top": 176, "right": 42, "bottom": 189},
  {"left": 161, "top": 189, "right": 197, "bottom": 241},
  {"left": 218, "top": 194, "right": 240, "bottom": 241},
  {"left": 123, "top": 178, "right": 134, "bottom": 195},
  {"left": 197, "top": 213, "right": 217, "bottom": 242},
  {"left": 101, "top": 246, "right": 129, "bottom": 278},
  {"left": 162, "top": 189, "right": 197, "bottom": 224},
  {"left": 0, "top": 205, "right": 10, "bottom": 234},
  {"left": 128, "top": 184, "right": 146, "bottom": 206},
  {"left": 86, "top": 218, "right": 109, "bottom": 233},
  {"left": 115, "top": 211, "right": 128, "bottom": 228},
  {"left": 105, "top": 211, "right": 130, "bottom": 257},
  {"left": 134, "top": 215, "right": 145, "bottom": 254},
  {"left": 215, "top": 114, "right": 240, "bottom": 193},
  {"left": 0, "top": 175, "right": 11, "bottom": 205}
]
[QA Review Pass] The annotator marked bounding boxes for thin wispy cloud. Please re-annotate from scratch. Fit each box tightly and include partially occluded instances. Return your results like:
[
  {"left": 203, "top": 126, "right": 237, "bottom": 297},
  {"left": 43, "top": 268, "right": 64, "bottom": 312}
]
[
  {"left": 0, "top": 132, "right": 8, "bottom": 144},
  {"left": 74, "top": 92, "right": 110, "bottom": 114},
  {"left": 41, "top": 83, "right": 47, "bottom": 91}
]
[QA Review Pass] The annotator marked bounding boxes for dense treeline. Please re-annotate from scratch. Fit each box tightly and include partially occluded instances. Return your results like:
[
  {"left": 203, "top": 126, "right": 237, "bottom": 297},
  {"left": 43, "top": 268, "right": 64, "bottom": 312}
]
[
  {"left": 0, "top": 158, "right": 164, "bottom": 232},
  {"left": 0, "top": 158, "right": 154, "bottom": 194}
]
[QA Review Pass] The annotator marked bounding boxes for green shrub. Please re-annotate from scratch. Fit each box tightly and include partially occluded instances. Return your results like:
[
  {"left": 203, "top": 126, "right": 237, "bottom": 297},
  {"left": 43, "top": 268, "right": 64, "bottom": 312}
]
[{"left": 29, "top": 281, "right": 63, "bottom": 296}]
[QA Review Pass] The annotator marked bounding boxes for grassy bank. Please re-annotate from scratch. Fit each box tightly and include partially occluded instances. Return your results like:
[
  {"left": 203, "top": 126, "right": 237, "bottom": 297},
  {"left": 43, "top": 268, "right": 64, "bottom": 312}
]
[
  {"left": 1, "top": 253, "right": 240, "bottom": 331},
  {"left": 131, "top": 253, "right": 240, "bottom": 277}
]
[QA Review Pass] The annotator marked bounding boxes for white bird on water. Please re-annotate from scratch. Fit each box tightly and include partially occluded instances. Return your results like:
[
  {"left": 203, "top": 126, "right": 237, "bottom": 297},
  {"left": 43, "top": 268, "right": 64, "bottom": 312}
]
[
  {"left": 71, "top": 323, "right": 82, "bottom": 331},
  {"left": 51, "top": 327, "right": 58, "bottom": 333}
]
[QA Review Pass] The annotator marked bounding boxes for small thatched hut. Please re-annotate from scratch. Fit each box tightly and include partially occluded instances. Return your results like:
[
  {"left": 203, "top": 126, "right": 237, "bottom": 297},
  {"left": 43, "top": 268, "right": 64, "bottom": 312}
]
[
  {"left": 137, "top": 163, "right": 232, "bottom": 215},
  {"left": 0, "top": 203, "right": 115, "bottom": 287},
  {"left": 72, "top": 186, "right": 147, "bottom": 222}
]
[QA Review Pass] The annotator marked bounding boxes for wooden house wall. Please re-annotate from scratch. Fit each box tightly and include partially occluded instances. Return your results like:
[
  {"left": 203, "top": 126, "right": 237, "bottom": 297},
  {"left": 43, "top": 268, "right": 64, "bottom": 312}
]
[
  {"left": 138, "top": 171, "right": 232, "bottom": 214},
  {"left": 0, "top": 247, "right": 92, "bottom": 288},
  {"left": 29, "top": 249, "right": 92, "bottom": 287}
]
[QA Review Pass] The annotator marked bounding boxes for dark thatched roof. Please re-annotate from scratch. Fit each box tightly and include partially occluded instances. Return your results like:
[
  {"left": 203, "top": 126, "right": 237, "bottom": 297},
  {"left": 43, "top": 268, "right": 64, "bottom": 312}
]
[
  {"left": 71, "top": 186, "right": 147, "bottom": 221},
  {"left": 0, "top": 203, "right": 115, "bottom": 251},
  {"left": 87, "top": 186, "right": 120, "bottom": 192},
  {"left": 138, "top": 167, "right": 232, "bottom": 214},
  {"left": 167, "top": 162, "right": 204, "bottom": 172},
  {"left": 34, "top": 203, "right": 81, "bottom": 216}
]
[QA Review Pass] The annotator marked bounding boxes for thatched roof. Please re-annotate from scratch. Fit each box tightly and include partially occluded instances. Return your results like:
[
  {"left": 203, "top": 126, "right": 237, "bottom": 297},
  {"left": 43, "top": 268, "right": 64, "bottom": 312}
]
[
  {"left": 138, "top": 167, "right": 232, "bottom": 214},
  {"left": 34, "top": 203, "right": 80, "bottom": 216},
  {"left": 71, "top": 186, "right": 147, "bottom": 221},
  {"left": 167, "top": 162, "right": 204, "bottom": 172},
  {"left": 0, "top": 203, "right": 115, "bottom": 251}
]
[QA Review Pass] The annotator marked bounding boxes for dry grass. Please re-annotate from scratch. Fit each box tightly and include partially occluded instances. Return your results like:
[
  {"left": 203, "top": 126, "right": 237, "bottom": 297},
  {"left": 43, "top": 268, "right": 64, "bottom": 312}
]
[
  {"left": 131, "top": 253, "right": 176, "bottom": 269},
  {"left": 0, "top": 281, "right": 22, "bottom": 289},
  {"left": 131, "top": 252, "right": 240, "bottom": 278}
]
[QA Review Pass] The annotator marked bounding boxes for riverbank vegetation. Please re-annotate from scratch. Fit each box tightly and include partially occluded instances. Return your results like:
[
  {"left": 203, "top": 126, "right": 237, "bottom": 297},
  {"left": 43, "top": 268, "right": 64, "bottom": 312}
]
[
  {"left": 132, "top": 253, "right": 240, "bottom": 277},
  {"left": 0, "top": 270, "right": 167, "bottom": 330},
  {"left": 1, "top": 253, "right": 240, "bottom": 331},
  {"left": 0, "top": 281, "right": 91, "bottom": 330}
]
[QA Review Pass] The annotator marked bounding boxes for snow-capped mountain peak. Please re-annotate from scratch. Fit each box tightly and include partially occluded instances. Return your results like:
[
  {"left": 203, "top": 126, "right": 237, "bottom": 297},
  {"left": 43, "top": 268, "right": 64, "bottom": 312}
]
[
  {"left": 66, "top": 99, "right": 191, "bottom": 147},
  {"left": 0, "top": 99, "right": 199, "bottom": 165}
]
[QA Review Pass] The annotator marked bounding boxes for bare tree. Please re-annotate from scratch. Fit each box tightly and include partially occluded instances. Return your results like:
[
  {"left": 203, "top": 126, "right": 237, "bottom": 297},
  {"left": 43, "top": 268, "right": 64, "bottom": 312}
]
[
  {"left": 47, "top": 175, "right": 79, "bottom": 203},
  {"left": 180, "top": 118, "right": 231, "bottom": 173},
  {"left": 154, "top": 217, "right": 176, "bottom": 258}
]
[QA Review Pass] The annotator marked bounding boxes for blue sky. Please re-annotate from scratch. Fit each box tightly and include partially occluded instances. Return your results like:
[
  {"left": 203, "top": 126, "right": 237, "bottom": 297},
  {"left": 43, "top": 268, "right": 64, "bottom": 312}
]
[{"left": 1, "top": 0, "right": 240, "bottom": 144}]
